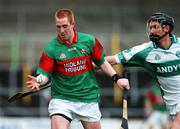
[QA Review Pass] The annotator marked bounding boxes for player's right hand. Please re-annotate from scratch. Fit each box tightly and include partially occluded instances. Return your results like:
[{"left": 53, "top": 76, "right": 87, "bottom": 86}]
[
  {"left": 26, "top": 75, "right": 41, "bottom": 90},
  {"left": 116, "top": 78, "right": 130, "bottom": 90}
]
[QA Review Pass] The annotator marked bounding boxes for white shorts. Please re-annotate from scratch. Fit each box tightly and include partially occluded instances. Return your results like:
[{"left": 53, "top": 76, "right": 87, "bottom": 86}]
[
  {"left": 167, "top": 103, "right": 180, "bottom": 116},
  {"left": 48, "top": 99, "right": 101, "bottom": 122},
  {"left": 147, "top": 111, "right": 169, "bottom": 126}
]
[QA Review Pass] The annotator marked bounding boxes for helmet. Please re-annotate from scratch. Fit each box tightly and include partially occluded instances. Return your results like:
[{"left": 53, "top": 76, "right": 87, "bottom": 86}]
[
  {"left": 147, "top": 12, "right": 174, "bottom": 42},
  {"left": 147, "top": 12, "right": 174, "bottom": 32}
]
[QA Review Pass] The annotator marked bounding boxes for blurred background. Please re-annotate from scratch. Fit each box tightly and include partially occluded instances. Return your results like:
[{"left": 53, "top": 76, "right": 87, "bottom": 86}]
[{"left": 0, "top": 0, "right": 180, "bottom": 129}]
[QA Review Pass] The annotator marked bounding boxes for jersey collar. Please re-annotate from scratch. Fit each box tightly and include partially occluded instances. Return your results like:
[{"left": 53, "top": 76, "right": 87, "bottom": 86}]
[{"left": 153, "top": 34, "right": 178, "bottom": 49}]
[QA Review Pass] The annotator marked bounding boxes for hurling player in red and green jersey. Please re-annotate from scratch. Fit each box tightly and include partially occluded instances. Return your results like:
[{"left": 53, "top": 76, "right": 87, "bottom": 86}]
[{"left": 26, "top": 8, "right": 129, "bottom": 129}]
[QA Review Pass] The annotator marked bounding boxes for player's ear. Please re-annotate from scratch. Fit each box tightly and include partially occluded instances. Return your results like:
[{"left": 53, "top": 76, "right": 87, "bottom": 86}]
[
  {"left": 163, "top": 25, "right": 171, "bottom": 33},
  {"left": 72, "top": 22, "right": 77, "bottom": 30}
]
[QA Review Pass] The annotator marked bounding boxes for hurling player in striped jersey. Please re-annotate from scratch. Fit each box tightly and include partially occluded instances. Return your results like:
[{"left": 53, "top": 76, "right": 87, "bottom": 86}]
[
  {"left": 26, "top": 8, "right": 129, "bottom": 129},
  {"left": 106, "top": 12, "right": 180, "bottom": 129}
]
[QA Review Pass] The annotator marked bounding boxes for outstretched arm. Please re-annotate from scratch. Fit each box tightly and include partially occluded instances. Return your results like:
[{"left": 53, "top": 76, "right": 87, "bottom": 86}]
[
  {"left": 105, "top": 55, "right": 117, "bottom": 65},
  {"left": 26, "top": 74, "right": 49, "bottom": 90},
  {"left": 92, "top": 55, "right": 117, "bottom": 69},
  {"left": 100, "top": 60, "right": 130, "bottom": 90}
]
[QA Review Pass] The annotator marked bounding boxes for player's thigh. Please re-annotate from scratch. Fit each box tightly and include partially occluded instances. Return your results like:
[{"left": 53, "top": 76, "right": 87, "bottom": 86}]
[
  {"left": 81, "top": 120, "right": 101, "bottom": 129},
  {"left": 74, "top": 102, "right": 101, "bottom": 122},
  {"left": 51, "top": 115, "right": 71, "bottom": 129}
]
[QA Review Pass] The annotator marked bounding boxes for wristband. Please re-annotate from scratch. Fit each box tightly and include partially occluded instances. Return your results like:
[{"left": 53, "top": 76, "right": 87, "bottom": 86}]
[{"left": 111, "top": 74, "right": 122, "bottom": 83}]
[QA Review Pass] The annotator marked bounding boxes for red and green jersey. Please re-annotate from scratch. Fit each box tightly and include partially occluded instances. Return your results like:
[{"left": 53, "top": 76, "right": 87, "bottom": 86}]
[{"left": 36, "top": 32, "right": 105, "bottom": 102}]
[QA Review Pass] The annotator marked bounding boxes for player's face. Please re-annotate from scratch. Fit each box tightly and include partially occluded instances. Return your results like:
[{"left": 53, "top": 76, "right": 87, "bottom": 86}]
[
  {"left": 147, "top": 20, "right": 170, "bottom": 43},
  {"left": 55, "top": 17, "right": 74, "bottom": 41},
  {"left": 148, "top": 21, "right": 164, "bottom": 36},
  {"left": 148, "top": 21, "right": 169, "bottom": 38}
]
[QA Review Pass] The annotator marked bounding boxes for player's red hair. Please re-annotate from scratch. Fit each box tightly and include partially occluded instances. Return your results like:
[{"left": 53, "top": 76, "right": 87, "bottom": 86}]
[{"left": 54, "top": 8, "right": 75, "bottom": 24}]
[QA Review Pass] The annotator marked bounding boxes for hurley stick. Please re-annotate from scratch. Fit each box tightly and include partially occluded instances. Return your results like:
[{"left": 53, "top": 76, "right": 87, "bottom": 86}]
[{"left": 8, "top": 85, "right": 50, "bottom": 103}]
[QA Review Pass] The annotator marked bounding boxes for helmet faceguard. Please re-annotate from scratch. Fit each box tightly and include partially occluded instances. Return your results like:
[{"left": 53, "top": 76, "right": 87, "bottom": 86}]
[{"left": 146, "top": 12, "right": 174, "bottom": 42}]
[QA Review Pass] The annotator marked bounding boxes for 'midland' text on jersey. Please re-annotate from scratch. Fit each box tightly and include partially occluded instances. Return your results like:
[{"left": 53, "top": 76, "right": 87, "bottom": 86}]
[{"left": 64, "top": 59, "right": 87, "bottom": 72}]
